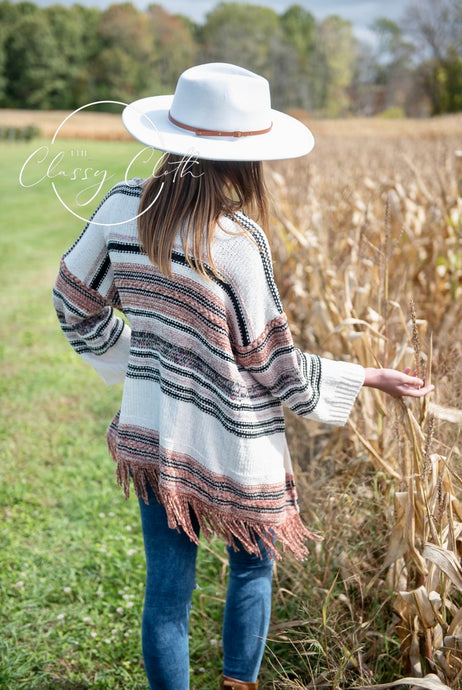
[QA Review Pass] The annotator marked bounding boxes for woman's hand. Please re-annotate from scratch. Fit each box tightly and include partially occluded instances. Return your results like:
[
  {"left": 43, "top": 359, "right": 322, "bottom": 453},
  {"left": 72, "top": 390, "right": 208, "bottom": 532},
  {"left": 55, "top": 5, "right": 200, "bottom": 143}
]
[{"left": 363, "top": 367, "right": 435, "bottom": 398}]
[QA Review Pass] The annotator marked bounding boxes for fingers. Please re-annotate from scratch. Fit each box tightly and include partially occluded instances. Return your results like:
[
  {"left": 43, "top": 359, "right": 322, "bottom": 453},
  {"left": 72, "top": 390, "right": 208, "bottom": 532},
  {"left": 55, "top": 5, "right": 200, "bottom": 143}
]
[
  {"left": 402, "top": 374, "right": 424, "bottom": 388},
  {"left": 403, "top": 384, "right": 435, "bottom": 398},
  {"left": 397, "top": 369, "right": 434, "bottom": 397},
  {"left": 364, "top": 367, "right": 434, "bottom": 398},
  {"left": 402, "top": 367, "right": 422, "bottom": 381}
]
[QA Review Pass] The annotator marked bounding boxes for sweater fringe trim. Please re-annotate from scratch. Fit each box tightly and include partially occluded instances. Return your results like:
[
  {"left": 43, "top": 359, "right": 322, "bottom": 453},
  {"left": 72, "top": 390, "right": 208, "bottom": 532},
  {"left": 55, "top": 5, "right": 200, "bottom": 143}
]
[{"left": 112, "top": 453, "right": 322, "bottom": 562}]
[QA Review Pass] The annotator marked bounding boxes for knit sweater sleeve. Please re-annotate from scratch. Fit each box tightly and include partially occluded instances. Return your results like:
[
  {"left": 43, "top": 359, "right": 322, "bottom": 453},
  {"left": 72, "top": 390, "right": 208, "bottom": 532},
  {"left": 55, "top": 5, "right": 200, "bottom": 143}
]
[
  {"left": 52, "top": 187, "right": 132, "bottom": 385},
  {"left": 221, "top": 216, "right": 365, "bottom": 427}
]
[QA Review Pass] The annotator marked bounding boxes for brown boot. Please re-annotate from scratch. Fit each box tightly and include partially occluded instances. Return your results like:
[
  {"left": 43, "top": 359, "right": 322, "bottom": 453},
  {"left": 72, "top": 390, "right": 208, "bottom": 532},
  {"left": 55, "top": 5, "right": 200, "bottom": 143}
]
[{"left": 219, "top": 676, "right": 258, "bottom": 689}]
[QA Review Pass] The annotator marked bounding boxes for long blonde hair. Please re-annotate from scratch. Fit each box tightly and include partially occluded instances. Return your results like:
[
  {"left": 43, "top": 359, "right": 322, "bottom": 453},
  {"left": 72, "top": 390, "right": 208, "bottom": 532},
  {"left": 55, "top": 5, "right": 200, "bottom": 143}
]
[{"left": 137, "top": 153, "right": 269, "bottom": 279}]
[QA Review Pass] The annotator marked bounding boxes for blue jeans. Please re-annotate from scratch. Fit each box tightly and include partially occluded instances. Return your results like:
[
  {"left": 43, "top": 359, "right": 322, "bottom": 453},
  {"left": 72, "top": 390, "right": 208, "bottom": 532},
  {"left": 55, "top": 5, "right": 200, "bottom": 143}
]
[{"left": 138, "top": 486, "right": 274, "bottom": 689}]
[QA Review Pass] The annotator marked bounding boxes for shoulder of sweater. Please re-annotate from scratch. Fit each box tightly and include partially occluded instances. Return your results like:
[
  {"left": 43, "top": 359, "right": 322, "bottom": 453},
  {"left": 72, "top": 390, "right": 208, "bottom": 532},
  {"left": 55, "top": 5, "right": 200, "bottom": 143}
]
[
  {"left": 82, "top": 178, "right": 143, "bottom": 230},
  {"left": 213, "top": 213, "right": 274, "bottom": 288},
  {"left": 85, "top": 179, "right": 143, "bottom": 225},
  {"left": 99, "top": 178, "right": 143, "bottom": 212},
  {"left": 217, "top": 212, "right": 271, "bottom": 256},
  {"left": 63, "top": 180, "right": 143, "bottom": 257}
]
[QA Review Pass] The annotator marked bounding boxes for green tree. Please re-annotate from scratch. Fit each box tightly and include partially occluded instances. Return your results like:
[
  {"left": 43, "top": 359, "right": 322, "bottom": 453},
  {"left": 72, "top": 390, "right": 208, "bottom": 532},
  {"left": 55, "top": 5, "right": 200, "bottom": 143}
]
[
  {"left": 264, "top": 30, "right": 302, "bottom": 110},
  {"left": 349, "top": 40, "right": 380, "bottom": 115},
  {"left": 44, "top": 4, "right": 101, "bottom": 107},
  {"left": 425, "top": 48, "right": 462, "bottom": 114},
  {"left": 404, "top": 0, "right": 462, "bottom": 113},
  {"left": 279, "top": 4, "right": 317, "bottom": 110},
  {"left": 5, "top": 12, "right": 65, "bottom": 108},
  {"left": 312, "top": 15, "right": 356, "bottom": 116},
  {"left": 91, "top": 46, "right": 142, "bottom": 103},
  {"left": 0, "top": 0, "right": 37, "bottom": 24},
  {"left": 441, "top": 48, "right": 462, "bottom": 112},
  {"left": 199, "top": 2, "right": 305, "bottom": 110},
  {"left": 280, "top": 4, "right": 315, "bottom": 65},
  {"left": 199, "top": 2, "right": 281, "bottom": 78},
  {"left": 146, "top": 4, "right": 197, "bottom": 93},
  {"left": 0, "top": 0, "right": 38, "bottom": 105},
  {"left": 0, "top": 24, "right": 7, "bottom": 104},
  {"left": 369, "top": 18, "right": 417, "bottom": 114},
  {"left": 93, "top": 2, "right": 155, "bottom": 100}
]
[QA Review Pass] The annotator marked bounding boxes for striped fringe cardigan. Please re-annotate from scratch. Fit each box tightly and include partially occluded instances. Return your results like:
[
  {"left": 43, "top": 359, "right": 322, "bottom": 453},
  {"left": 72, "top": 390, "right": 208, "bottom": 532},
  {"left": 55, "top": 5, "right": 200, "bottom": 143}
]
[{"left": 52, "top": 180, "right": 365, "bottom": 559}]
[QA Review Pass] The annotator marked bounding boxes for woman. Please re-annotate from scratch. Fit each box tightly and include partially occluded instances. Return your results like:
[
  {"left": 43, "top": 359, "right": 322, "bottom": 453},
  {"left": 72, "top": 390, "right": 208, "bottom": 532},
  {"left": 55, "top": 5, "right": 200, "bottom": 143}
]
[{"left": 53, "top": 63, "right": 433, "bottom": 690}]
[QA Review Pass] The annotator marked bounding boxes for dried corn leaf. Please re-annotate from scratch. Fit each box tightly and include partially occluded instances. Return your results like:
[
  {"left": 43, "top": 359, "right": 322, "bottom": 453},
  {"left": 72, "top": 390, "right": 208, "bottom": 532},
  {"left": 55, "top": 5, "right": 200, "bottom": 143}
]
[
  {"left": 428, "top": 590, "right": 442, "bottom": 611},
  {"left": 428, "top": 402, "right": 462, "bottom": 425},
  {"left": 387, "top": 555, "right": 409, "bottom": 592},
  {"left": 384, "top": 493, "right": 409, "bottom": 566},
  {"left": 447, "top": 607, "right": 462, "bottom": 637},
  {"left": 399, "top": 586, "right": 438, "bottom": 628},
  {"left": 428, "top": 591, "right": 446, "bottom": 628},
  {"left": 433, "top": 650, "right": 455, "bottom": 680},
  {"left": 409, "top": 621, "right": 423, "bottom": 675},
  {"left": 443, "top": 634, "right": 462, "bottom": 652},
  {"left": 433, "top": 622, "right": 444, "bottom": 649},
  {"left": 423, "top": 543, "right": 462, "bottom": 589},
  {"left": 393, "top": 591, "right": 411, "bottom": 621},
  {"left": 328, "top": 317, "right": 386, "bottom": 340},
  {"left": 348, "top": 418, "right": 401, "bottom": 478},
  {"left": 390, "top": 332, "right": 415, "bottom": 370},
  {"left": 405, "top": 477, "right": 428, "bottom": 574},
  {"left": 355, "top": 672, "right": 452, "bottom": 689}
]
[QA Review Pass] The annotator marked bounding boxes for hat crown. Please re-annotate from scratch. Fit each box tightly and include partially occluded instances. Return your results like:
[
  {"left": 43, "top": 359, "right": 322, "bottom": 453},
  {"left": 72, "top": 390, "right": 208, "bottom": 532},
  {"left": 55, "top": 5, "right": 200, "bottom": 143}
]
[
  {"left": 169, "top": 63, "right": 272, "bottom": 134},
  {"left": 122, "top": 62, "right": 315, "bottom": 161}
]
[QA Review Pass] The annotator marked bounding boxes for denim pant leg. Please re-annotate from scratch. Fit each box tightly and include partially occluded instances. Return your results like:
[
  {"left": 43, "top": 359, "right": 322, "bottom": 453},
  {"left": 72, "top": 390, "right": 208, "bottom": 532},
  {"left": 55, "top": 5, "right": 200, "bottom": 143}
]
[
  {"left": 222, "top": 538, "right": 274, "bottom": 682},
  {"left": 138, "top": 488, "right": 199, "bottom": 690}
]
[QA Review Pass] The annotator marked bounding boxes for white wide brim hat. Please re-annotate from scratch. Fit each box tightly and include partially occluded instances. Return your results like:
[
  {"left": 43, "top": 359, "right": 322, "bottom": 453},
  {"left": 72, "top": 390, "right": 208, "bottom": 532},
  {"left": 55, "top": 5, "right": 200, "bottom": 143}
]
[{"left": 122, "top": 63, "right": 314, "bottom": 161}]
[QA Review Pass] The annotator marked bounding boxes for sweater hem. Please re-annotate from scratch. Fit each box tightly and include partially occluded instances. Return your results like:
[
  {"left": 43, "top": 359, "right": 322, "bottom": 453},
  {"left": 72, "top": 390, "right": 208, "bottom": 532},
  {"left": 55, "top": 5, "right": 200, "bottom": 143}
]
[{"left": 107, "top": 431, "right": 321, "bottom": 561}]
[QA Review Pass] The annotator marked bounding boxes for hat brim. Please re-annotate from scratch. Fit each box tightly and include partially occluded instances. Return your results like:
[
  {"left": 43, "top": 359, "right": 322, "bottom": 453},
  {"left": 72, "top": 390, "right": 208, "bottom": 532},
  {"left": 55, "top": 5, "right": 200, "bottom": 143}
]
[{"left": 122, "top": 95, "right": 314, "bottom": 161}]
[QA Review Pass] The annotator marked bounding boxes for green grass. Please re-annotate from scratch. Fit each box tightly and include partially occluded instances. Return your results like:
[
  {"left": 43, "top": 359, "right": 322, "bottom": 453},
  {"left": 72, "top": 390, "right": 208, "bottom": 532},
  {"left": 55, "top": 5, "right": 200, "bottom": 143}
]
[{"left": 0, "top": 138, "right": 231, "bottom": 689}]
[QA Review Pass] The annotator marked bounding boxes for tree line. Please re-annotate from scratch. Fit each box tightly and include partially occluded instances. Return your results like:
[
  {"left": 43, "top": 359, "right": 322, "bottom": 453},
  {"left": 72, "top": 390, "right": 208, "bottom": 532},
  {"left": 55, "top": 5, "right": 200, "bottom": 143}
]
[{"left": 0, "top": 0, "right": 461, "bottom": 117}]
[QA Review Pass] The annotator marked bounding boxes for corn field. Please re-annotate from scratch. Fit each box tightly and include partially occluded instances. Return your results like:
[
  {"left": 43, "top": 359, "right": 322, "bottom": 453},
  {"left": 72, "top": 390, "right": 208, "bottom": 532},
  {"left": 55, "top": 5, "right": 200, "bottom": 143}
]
[{"left": 263, "top": 115, "right": 462, "bottom": 689}]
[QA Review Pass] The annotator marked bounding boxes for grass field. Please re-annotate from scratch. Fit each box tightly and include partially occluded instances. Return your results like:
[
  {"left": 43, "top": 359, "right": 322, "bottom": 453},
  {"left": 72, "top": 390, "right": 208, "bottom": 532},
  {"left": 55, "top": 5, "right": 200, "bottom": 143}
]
[
  {"left": 1, "top": 113, "right": 462, "bottom": 689},
  {"left": 0, "top": 137, "right": 232, "bottom": 689}
]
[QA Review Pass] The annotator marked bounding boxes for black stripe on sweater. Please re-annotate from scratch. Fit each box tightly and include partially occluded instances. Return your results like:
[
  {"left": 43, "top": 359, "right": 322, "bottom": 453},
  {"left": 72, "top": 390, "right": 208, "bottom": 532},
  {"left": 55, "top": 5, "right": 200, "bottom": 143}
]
[
  {"left": 125, "top": 364, "right": 286, "bottom": 438},
  {"left": 107, "top": 240, "right": 252, "bottom": 347}
]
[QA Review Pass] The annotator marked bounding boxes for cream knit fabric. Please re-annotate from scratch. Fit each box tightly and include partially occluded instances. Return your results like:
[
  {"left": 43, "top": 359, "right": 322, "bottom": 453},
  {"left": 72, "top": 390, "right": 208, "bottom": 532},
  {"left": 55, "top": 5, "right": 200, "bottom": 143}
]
[{"left": 53, "top": 180, "right": 365, "bottom": 559}]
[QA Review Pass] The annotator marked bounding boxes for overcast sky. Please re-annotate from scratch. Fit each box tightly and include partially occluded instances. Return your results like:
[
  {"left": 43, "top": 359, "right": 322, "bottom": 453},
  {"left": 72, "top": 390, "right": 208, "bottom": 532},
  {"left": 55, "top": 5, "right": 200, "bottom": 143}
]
[
  {"left": 163, "top": 1, "right": 405, "bottom": 26},
  {"left": 26, "top": 0, "right": 412, "bottom": 44}
]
